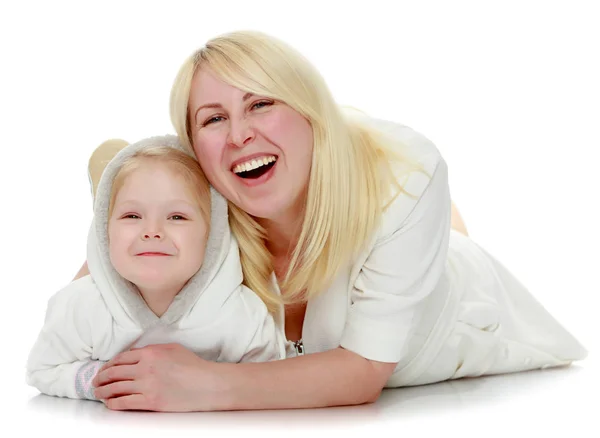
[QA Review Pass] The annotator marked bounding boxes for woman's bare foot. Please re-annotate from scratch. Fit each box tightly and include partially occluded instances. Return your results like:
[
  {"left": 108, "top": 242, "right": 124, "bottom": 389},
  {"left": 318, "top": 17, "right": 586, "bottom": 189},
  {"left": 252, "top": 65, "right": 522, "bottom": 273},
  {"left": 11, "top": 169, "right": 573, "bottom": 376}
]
[{"left": 451, "top": 201, "right": 469, "bottom": 236}]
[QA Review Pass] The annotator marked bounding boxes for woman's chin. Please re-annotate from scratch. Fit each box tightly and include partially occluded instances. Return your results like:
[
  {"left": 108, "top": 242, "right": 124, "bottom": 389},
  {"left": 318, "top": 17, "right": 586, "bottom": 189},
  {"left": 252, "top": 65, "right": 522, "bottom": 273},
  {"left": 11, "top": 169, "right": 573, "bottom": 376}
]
[{"left": 239, "top": 202, "right": 286, "bottom": 222}]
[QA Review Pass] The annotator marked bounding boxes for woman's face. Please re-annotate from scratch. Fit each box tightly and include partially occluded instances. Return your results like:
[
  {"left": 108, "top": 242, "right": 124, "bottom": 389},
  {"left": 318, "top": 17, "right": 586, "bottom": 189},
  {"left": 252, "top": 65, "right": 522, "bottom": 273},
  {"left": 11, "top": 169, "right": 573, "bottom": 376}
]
[{"left": 188, "top": 68, "right": 313, "bottom": 223}]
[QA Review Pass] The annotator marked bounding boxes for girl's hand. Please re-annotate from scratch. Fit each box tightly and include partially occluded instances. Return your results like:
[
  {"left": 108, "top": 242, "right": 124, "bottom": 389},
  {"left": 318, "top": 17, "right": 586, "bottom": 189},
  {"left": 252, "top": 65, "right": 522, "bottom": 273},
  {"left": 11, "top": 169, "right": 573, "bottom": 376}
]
[{"left": 92, "top": 343, "right": 231, "bottom": 412}]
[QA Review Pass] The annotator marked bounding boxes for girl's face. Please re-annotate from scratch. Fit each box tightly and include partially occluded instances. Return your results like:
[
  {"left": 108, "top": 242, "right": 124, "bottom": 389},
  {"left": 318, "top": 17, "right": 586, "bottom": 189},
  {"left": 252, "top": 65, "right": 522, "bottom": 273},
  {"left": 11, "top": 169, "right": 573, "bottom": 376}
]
[
  {"left": 188, "top": 68, "right": 314, "bottom": 224},
  {"left": 108, "top": 162, "right": 208, "bottom": 295}
]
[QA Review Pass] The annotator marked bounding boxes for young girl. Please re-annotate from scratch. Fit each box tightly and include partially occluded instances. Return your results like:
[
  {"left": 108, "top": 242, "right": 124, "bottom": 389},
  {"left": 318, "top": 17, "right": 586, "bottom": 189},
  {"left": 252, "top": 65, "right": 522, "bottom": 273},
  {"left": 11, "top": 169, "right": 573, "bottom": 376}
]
[{"left": 26, "top": 134, "right": 286, "bottom": 402}]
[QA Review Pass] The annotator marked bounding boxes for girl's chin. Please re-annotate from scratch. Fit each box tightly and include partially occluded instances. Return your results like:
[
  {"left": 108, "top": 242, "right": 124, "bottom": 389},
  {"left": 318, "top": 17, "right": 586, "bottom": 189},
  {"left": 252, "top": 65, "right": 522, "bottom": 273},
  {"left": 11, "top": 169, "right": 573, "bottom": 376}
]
[{"left": 128, "top": 277, "right": 183, "bottom": 291}]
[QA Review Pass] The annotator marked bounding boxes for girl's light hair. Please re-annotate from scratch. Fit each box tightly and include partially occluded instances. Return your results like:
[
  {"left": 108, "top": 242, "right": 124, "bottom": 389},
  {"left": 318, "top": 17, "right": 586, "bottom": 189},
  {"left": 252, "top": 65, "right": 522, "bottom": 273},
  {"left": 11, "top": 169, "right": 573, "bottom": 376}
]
[
  {"left": 108, "top": 146, "right": 211, "bottom": 228},
  {"left": 169, "top": 30, "right": 429, "bottom": 314}
]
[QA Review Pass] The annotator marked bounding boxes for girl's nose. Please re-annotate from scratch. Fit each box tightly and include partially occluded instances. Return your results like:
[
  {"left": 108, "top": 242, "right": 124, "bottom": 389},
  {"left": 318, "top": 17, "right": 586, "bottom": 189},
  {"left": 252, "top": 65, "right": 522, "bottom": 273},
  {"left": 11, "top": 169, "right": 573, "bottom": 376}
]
[{"left": 141, "top": 232, "right": 163, "bottom": 240}]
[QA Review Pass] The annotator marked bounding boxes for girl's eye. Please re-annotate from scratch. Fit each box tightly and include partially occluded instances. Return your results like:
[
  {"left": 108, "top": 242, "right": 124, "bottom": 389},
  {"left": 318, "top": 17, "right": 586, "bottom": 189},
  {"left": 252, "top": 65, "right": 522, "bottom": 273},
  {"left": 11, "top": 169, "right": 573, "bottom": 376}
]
[
  {"left": 170, "top": 215, "right": 186, "bottom": 221},
  {"left": 251, "top": 100, "right": 273, "bottom": 110},
  {"left": 123, "top": 214, "right": 140, "bottom": 219}
]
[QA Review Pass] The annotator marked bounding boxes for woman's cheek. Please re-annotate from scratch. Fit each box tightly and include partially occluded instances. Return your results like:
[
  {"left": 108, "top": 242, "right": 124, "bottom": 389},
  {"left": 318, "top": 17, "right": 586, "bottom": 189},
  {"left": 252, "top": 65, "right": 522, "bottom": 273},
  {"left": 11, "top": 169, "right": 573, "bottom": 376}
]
[
  {"left": 195, "top": 138, "right": 226, "bottom": 182},
  {"left": 193, "top": 135, "right": 217, "bottom": 165}
]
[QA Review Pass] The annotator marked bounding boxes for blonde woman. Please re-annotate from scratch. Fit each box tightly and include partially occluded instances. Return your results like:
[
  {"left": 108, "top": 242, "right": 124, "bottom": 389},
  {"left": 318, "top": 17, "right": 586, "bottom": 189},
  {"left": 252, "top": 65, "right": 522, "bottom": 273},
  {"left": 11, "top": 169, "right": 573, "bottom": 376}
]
[{"left": 84, "top": 31, "right": 587, "bottom": 411}]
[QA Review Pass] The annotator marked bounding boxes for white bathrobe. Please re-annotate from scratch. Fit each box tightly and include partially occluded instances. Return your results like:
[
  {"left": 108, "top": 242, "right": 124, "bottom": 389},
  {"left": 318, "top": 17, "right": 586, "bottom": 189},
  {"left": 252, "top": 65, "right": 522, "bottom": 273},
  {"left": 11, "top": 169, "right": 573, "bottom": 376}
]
[
  {"left": 274, "top": 115, "right": 589, "bottom": 387},
  {"left": 26, "top": 135, "right": 286, "bottom": 401}
]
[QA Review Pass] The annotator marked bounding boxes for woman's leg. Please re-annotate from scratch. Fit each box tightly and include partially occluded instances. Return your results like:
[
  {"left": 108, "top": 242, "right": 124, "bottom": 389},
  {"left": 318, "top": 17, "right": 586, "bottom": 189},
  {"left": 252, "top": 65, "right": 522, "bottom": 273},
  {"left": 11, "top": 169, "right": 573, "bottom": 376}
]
[
  {"left": 389, "top": 225, "right": 587, "bottom": 388},
  {"left": 450, "top": 201, "right": 469, "bottom": 236}
]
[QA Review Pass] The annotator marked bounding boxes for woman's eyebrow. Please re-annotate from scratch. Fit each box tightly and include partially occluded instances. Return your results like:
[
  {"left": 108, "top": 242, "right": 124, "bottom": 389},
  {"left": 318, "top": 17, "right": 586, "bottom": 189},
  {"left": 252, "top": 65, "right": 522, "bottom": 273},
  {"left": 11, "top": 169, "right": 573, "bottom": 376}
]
[
  {"left": 193, "top": 93, "right": 255, "bottom": 122},
  {"left": 194, "top": 103, "right": 222, "bottom": 122}
]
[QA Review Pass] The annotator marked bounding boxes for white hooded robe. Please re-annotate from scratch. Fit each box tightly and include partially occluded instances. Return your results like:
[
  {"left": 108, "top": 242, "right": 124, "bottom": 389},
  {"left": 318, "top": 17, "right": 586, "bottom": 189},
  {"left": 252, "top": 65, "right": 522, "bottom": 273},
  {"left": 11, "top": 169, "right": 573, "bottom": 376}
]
[{"left": 26, "top": 135, "right": 286, "bottom": 401}]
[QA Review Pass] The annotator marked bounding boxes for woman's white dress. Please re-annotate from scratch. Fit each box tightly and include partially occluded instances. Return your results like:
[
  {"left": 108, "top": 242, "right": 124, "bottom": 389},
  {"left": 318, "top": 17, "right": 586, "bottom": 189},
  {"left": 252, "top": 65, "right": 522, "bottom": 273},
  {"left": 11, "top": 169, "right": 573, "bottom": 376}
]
[{"left": 273, "top": 116, "right": 588, "bottom": 388}]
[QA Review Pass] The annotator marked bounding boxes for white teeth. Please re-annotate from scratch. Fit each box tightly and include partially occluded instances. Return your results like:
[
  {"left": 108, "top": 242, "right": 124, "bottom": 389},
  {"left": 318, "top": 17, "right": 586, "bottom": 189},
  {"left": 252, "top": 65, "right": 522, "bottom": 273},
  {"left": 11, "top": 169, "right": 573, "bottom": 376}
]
[{"left": 233, "top": 155, "right": 277, "bottom": 174}]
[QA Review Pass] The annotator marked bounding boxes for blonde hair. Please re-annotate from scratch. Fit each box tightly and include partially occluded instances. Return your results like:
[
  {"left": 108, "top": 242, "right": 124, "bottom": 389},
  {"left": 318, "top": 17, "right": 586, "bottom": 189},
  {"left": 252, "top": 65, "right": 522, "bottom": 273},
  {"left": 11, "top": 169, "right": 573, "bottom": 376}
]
[
  {"left": 108, "top": 146, "right": 211, "bottom": 227},
  {"left": 169, "top": 30, "right": 428, "bottom": 314}
]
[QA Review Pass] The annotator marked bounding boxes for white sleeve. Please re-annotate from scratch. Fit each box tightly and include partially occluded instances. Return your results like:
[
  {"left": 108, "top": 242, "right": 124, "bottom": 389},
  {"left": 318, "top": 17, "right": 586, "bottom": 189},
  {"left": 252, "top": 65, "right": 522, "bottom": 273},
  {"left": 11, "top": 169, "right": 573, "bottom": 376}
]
[
  {"left": 26, "top": 278, "right": 107, "bottom": 400},
  {"left": 220, "top": 286, "right": 286, "bottom": 363},
  {"left": 339, "top": 153, "right": 452, "bottom": 363}
]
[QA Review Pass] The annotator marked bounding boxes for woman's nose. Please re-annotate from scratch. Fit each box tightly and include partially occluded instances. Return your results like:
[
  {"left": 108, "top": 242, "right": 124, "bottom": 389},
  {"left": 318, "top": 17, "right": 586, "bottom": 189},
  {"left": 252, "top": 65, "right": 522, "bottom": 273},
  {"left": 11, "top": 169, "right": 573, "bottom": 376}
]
[{"left": 227, "top": 118, "right": 255, "bottom": 148}]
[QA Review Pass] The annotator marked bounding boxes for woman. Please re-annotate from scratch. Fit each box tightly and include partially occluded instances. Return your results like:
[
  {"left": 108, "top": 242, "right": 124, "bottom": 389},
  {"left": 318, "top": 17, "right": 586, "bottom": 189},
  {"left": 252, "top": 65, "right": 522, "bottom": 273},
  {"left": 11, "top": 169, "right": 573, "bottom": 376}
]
[{"left": 80, "top": 30, "right": 587, "bottom": 412}]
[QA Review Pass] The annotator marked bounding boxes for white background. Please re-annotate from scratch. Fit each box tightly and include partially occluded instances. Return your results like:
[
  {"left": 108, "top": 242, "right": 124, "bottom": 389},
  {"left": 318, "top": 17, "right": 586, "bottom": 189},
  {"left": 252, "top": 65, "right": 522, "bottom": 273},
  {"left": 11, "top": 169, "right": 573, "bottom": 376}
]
[{"left": 1, "top": 0, "right": 598, "bottom": 436}]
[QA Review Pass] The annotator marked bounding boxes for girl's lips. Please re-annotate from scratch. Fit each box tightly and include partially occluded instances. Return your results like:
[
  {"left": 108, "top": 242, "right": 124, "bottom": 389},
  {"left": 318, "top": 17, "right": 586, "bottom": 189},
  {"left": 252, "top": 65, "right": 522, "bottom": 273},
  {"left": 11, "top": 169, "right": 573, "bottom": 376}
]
[{"left": 136, "top": 252, "right": 170, "bottom": 256}]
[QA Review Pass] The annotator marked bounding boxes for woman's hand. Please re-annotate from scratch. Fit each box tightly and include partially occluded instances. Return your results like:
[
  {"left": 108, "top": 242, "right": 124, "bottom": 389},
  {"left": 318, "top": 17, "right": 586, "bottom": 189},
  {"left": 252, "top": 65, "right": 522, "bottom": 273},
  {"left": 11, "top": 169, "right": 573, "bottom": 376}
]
[
  {"left": 92, "top": 343, "right": 231, "bottom": 412},
  {"left": 92, "top": 344, "right": 393, "bottom": 411}
]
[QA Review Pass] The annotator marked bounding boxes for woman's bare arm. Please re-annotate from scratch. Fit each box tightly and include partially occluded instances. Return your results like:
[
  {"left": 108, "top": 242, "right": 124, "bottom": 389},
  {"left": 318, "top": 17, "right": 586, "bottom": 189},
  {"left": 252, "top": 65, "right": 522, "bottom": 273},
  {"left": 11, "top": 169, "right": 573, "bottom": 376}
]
[
  {"left": 220, "top": 347, "right": 397, "bottom": 410},
  {"left": 73, "top": 261, "right": 90, "bottom": 281},
  {"left": 92, "top": 343, "right": 397, "bottom": 411}
]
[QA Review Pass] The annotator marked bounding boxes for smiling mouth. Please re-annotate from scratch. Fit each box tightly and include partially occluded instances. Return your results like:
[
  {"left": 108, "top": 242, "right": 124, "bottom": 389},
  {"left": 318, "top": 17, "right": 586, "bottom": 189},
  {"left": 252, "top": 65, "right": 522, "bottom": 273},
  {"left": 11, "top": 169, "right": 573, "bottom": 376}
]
[
  {"left": 233, "top": 156, "right": 277, "bottom": 179},
  {"left": 137, "top": 252, "right": 170, "bottom": 256}
]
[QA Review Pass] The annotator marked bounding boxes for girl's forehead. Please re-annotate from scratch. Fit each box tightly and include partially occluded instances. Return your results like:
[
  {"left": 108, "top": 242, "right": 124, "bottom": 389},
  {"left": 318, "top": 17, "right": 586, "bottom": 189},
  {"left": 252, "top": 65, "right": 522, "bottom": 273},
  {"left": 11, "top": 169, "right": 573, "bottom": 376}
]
[{"left": 118, "top": 165, "right": 207, "bottom": 205}]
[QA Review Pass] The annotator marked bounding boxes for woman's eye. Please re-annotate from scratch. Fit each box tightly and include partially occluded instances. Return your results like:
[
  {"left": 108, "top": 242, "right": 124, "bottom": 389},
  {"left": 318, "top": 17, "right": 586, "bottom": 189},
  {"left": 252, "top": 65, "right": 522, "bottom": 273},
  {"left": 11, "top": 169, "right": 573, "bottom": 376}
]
[
  {"left": 203, "top": 115, "right": 225, "bottom": 126},
  {"left": 251, "top": 100, "right": 273, "bottom": 110}
]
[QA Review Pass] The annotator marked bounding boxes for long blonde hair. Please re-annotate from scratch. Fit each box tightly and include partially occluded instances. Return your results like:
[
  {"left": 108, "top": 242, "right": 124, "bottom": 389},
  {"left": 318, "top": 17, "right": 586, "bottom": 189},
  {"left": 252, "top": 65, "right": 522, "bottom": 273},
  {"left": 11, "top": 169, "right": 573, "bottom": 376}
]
[{"left": 169, "top": 30, "right": 428, "bottom": 314}]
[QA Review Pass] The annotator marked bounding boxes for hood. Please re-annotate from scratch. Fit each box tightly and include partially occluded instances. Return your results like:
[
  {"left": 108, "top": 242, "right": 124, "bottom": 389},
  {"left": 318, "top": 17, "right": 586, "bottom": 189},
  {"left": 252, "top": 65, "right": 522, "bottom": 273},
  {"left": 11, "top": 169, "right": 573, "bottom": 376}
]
[{"left": 86, "top": 134, "right": 236, "bottom": 330}]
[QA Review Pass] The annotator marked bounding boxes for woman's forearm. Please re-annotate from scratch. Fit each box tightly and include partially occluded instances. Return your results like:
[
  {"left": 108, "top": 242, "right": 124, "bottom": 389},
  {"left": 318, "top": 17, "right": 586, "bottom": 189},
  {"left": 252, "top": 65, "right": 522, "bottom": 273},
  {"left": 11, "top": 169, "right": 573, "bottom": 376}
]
[{"left": 218, "top": 347, "right": 393, "bottom": 410}]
